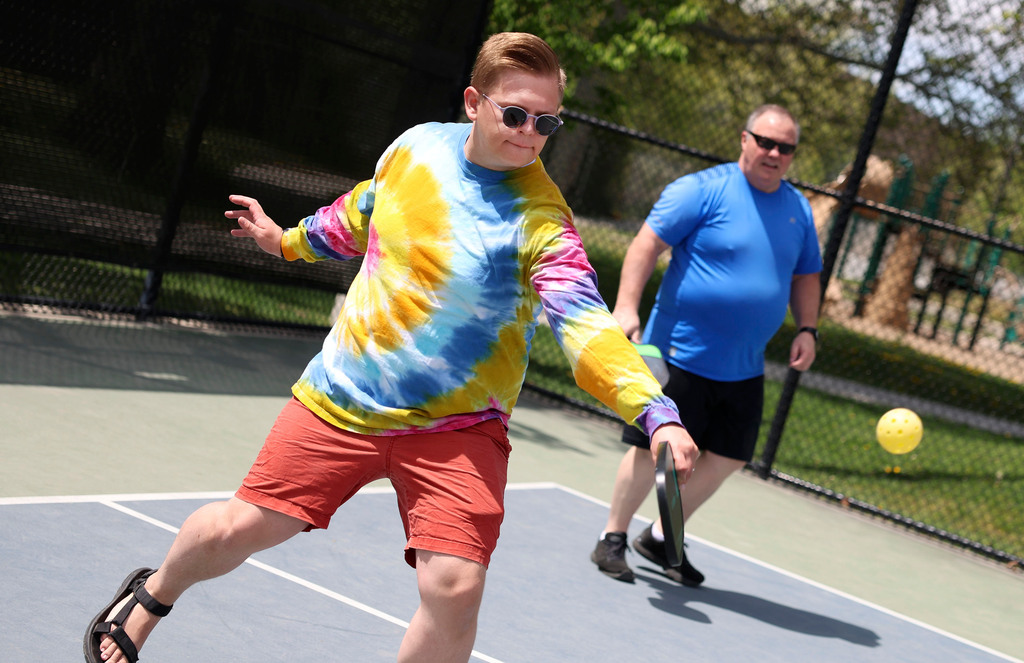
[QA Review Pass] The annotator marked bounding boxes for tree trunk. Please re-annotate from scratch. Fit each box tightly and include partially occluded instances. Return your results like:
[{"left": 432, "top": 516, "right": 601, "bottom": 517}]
[{"left": 862, "top": 224, "right": 923, "bottom": 329}]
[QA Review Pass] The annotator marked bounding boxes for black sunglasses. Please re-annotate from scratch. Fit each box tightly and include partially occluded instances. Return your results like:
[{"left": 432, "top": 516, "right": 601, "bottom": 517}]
[
  {"left": 481, "top": 93, "right": 563, "bottom": 136},
  {"left": 746, "top": 130, "right": 797, "bottom": 155}
]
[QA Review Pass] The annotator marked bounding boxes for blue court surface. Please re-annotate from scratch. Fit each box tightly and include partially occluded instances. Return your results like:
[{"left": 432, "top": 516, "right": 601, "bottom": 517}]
[{"left": 2, "top": 483, "right": 1016, "bottom": 662}]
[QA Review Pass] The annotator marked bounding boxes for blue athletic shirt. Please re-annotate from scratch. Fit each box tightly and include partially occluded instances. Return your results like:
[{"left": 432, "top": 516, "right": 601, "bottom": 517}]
[{"left": 642, "top": 162, "right": 822, "bottom": 381}]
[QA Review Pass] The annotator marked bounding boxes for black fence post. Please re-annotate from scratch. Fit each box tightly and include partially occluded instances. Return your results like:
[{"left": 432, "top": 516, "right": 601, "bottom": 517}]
[
  {"left": 137, "top": 2, "right": 237, "bottom": 318},
  {"left": 752, "top": 0, "right": 923, "bottom": 479}
]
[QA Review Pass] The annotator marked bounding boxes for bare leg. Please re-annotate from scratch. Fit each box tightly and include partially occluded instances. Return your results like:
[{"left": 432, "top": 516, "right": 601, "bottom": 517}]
[
  {"left": 99, "top": 497, "right": 308, "bottom": 663},
  {"left": 603, "top": 445, "right": 656, "bottom": 534},
  {"left": 647, "top": 450, "right": 745, "bottom": 535},
  {"left": 398, "top": 550, "right": 487, "bottom": 663},
  {"left": 679, "top": 450, "right": 745, "bottom": 520}
]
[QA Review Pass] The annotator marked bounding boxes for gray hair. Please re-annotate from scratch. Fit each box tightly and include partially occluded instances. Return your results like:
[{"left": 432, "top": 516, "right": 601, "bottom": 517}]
[{"left": 745, "top": 104, "right": 800, "bottom": 142}]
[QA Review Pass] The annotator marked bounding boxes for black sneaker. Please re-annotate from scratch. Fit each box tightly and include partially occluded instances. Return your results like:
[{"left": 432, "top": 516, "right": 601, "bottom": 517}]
[
  {"left": 632, "top": 525, "right": 705, "bottom": 586},
  {"left": 591, "top": 532, "right": 635, "bottom": 583}
]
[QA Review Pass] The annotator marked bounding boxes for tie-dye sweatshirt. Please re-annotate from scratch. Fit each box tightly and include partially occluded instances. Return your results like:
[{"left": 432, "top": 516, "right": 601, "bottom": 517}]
[{"left": 281, "top": 122, "right": 680, "bottom": 437}]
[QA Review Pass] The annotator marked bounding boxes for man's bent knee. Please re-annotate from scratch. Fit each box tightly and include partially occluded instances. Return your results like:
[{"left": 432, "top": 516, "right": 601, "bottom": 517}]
[
  {"left": 209, "top": 498, "right": 308, "bottom": 552},
  {"left": 415, "top": 550, "right": 486, "bottom": 609}
]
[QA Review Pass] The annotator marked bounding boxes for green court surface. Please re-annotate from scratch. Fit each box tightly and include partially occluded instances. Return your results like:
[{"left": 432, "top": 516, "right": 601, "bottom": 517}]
[{"left": 1, "top": 312, "right": 1021, "bottom": 661}]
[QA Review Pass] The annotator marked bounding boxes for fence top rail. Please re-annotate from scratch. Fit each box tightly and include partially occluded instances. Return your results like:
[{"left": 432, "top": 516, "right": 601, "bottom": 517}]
[{"left": 562, "top": 110, "right": 1024, "bottom": 256}]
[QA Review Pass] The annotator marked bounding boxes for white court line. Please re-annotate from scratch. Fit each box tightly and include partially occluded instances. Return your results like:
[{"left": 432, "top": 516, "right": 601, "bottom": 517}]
[
  {"left": 0, "top": 491, "right": 236, "bottom": 505},
  {"left": 1, "top": 487, "right": 503, "bottom": 662},
  {"left": 554, "top": 484, "right": 1024, "bottom": 663},
  {"left": 0, "top": 483, "right": 557, "bottom": 506},
  {"left": 2, "top": 484, "right": 1018, "bottom": 663}
]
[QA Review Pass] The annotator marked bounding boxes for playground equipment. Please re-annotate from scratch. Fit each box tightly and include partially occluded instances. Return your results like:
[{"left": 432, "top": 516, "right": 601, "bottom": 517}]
[
  {"left": 837, "top": 154, "right": 1017, "bottom": 351},
  {"left": 914, "top": 219, "right": 1010, "bottom": 349},
  {"left": 817, "top": 153, "right": 1019, "bottom": 352},
  {"left": 1003, "top": 286, "right": 1024, "bottom": 350},
  {"left": 855, "top": 159, "right": 962, "bottom": 331},
  {"left": 848, "top": 154, "right": 916, "bottom": 318}
]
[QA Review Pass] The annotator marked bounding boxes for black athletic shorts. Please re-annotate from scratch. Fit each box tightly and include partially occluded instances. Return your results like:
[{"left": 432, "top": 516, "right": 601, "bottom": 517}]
[{"left": 622, "top": 364, "right": 765, "bottom": 462}]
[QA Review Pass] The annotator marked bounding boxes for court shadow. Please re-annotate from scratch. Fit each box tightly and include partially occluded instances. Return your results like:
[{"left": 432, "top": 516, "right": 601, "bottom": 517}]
[
  {"left": 0, "top": 313, "right": 322, "bottom": 396},
  {"left": 636, "top": 567, "right": 881, "bottom": 648}
]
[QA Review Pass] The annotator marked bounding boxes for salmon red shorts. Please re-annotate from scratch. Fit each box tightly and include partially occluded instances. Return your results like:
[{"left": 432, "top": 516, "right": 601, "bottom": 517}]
[{"left": 236, "top": 397, "right": 511, "bottom": 568}]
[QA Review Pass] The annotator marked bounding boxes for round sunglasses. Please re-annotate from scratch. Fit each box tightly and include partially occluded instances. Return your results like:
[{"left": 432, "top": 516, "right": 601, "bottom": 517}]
[{"left": 481, "top": 93, "right": 563, "bottom": 136}]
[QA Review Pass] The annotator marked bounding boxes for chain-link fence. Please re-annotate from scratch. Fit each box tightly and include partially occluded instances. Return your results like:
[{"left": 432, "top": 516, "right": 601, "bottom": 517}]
[
  {"left": 531, "top": 0, "right": 1024, "bottom": 569},
  {"left": 2, "top": 0, "right": 1022, "bottom": 567},
  {"left": 1, "top": 0, "right": 489, "bottom": 326},
  {"left": 538, "top": 111, "right": 1024, "bottom": 569}
]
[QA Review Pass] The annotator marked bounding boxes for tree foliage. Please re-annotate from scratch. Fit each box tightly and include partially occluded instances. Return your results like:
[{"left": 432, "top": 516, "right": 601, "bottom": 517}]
[
  {"left": 487, "top": 0, "right": 705, "bottom": 109},
  {"left": 489, "top": 0, "right": 1022, "bottom": 240}
]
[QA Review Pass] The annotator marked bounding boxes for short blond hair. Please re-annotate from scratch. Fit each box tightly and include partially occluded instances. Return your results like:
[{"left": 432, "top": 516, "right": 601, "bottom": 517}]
[{"left": 470, "top": 32, "right": 566, "bottom": 98}]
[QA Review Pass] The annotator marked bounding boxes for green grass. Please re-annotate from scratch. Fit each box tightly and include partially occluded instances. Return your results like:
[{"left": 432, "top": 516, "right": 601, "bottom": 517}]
[
  {"left": 1, "top": 252, "right": 335, "bottom": 327},
  {"left": 767, "top": 319, "right": 1024, "bottom": 426},
  {"left": 524, "top": 323, "right": 1024, "bottom": 561},
  {"left": 757, "top": 381, "right": 1023, "bottom": 559},
  {"left": 159, "top": 272, "right": 335, "bottom": 326},
  {"left": 4, "top": 60, "right": 1021, "bottom": 565},
  {"left": 4, "top": 249, "right": 1022, "bottom": 562}
]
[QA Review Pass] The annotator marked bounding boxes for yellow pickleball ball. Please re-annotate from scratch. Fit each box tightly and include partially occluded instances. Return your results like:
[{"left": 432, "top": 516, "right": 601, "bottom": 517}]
[{"left": 876, "top": 408, "right": 923, "bottom": 454}]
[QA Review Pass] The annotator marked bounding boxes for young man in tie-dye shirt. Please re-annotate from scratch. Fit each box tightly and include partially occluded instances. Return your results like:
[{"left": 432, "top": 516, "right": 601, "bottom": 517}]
[{"left": 87, "top": 32, "right": 698, "bottom": 663}]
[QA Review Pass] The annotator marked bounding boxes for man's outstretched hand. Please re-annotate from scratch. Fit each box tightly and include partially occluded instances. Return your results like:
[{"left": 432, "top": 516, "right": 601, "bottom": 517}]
[{"left": 226, "top": 195, "right": 283, "bottom": 257}]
